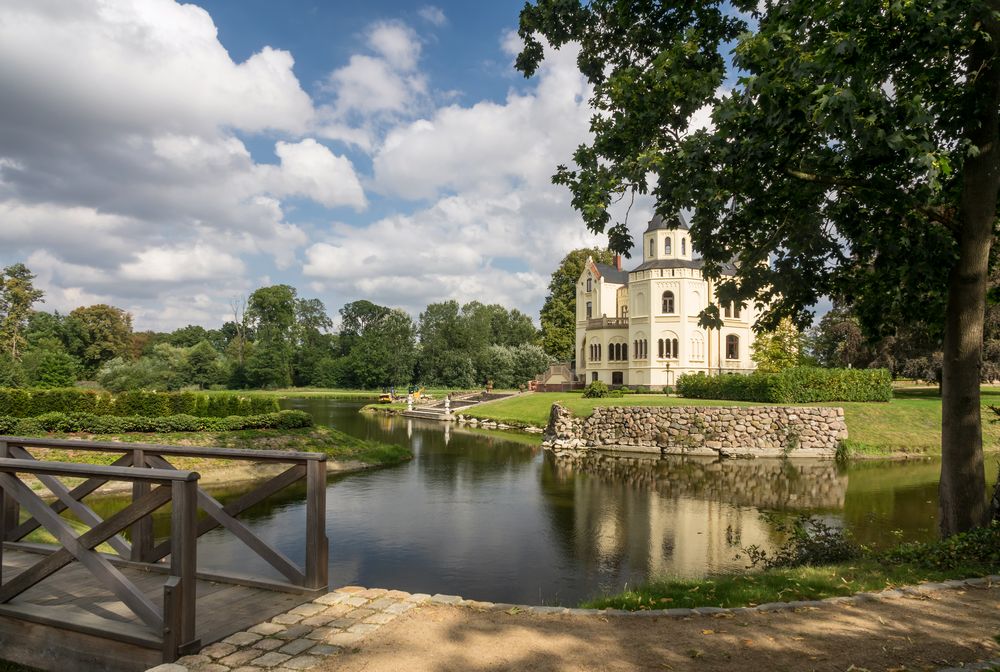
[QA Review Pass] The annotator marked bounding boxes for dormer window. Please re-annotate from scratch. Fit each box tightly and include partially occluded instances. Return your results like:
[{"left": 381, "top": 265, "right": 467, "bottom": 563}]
[{"left": 664, "top": 238, "right": 671, "bottom": 255}]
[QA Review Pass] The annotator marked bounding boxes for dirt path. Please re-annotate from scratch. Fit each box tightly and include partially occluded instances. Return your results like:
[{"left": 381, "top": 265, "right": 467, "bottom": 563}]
[{"left": 324, "top": 584, "right": 1000, "bottom": 672}]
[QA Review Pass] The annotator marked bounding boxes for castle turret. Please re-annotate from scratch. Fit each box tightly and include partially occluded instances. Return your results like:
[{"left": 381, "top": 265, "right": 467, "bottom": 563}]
[{"left": 642, "top": 213, "right": 692, "bottom": 262}]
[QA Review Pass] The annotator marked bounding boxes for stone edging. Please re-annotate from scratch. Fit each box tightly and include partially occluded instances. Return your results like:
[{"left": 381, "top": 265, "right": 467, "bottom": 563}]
[{"left": 146, "top": 575, "right": 999, "bottom": 672}]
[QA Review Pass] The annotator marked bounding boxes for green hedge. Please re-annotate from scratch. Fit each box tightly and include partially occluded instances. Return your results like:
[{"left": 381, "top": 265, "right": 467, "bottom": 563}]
[
  {"left": 0, "top": 388, "right": 278, "bottom": 418},
  {"left": 0, "top": 410, "right": 312, "bottom": 435},
  {"left": 676, "top": 367, "right": 893, "bottom": 403}
]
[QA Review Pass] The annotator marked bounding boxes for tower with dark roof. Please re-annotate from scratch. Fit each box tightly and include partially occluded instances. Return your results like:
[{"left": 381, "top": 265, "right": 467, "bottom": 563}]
[{"left": 572, "top": 213, "right": 758, "bottom": 388}]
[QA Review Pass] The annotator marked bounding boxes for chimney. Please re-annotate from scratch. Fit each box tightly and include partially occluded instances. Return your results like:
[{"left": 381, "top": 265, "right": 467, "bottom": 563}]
[{"left": 614, "top": 254, "right": 622, "bottom": 271}]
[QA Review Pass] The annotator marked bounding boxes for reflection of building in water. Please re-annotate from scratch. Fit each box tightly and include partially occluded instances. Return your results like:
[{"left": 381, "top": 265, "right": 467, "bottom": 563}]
[{"left": 545, "top": 453, "right": 849, "bottom": 579}]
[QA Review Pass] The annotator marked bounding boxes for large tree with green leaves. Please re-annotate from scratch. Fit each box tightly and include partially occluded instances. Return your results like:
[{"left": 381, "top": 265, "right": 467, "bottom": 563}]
[
  {"left": 0, "top": 264, "right": 44, "bottom": 360},
  {"left": 66, "top": 304, "right": 133, "bottom": 376},
  {"left": 539, "top": 248, "right": 615, "bottom": 361},
  {"left": 518, "top": 0, "right": 1000, "bottom": 533}
]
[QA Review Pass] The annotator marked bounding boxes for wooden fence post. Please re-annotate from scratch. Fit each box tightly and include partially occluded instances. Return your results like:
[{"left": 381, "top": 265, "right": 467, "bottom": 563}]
[
  {"left": 0, "top": 441, "right": 19, "bottom": 543},
  {"left": 130, "top": 448, "right": 153, "bottom": 562},
  {"left": 170, "top": 477, "right": 199, "bottom": 655},
  {"left": 305, "top": 459, "right": 328, "bottom": 590}
]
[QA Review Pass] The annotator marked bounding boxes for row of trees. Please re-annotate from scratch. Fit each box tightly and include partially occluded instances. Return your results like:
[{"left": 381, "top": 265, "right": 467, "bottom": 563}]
[{"left": 0, "top": 265, "right": 551, "bottom": 391}]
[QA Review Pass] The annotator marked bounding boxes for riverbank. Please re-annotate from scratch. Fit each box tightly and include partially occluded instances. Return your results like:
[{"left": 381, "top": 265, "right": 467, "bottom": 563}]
[
  {"left": 12, "top": 425, "right": 412, "bottom": 490},
  {"left": 459, "top": 386, "right": 1000, "bottom": 457},
  {"left": 153, "top": 577, "right": 1000, "bottom": 672}
]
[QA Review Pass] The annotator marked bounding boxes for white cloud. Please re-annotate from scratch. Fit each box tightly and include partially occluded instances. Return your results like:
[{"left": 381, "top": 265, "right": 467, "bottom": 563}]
[
  {"left": 418, "top": 6, "right": 447, "bottom": 27},
  {"left": 0, "top": 3, "right": 664, "bottom": 331},
  {"left": 259, "top": 139, "right": 367, "bottom": 210},
  {"left": 120, "top": 244, "right": 246, "bottom": 282},
  {"left": 369, "top": 22, "right": 421, "bottom": 71},
  {"left": 372, "top": 42, "right": 591, "bottom": 200},
  {"left": 0, "top": 0, "right": 367, "bottom": 328},
  {"left": 316, "top": 19, "right": 429, "bottom": 148}
]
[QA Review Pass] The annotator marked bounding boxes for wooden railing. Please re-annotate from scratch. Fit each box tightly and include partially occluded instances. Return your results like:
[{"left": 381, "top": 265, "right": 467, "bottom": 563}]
[
  {"left": 0, "top": 435, "right": 329, "bottom": 592},
  {"left": 0, "top": 456, "right": 200, "bottom": 660},
  {"left": 0, "top": 435, "right": 329, "bottom": 661}
]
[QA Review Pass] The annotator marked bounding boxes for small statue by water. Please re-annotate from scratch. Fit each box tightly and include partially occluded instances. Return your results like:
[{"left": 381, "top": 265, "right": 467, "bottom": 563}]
[{"left": 407, "top": 393, "right": 414, "bottom": 411}]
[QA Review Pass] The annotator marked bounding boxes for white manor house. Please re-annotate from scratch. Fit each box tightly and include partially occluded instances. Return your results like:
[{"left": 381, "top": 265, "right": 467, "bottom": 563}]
[{"left": 575, "top": 214, "right": 758, "bottom": 388}]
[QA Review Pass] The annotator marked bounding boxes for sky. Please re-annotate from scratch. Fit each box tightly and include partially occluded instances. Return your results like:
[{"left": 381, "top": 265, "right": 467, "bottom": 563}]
[{"left": 0, "top": 0, "right": 674, "bottom": 332}]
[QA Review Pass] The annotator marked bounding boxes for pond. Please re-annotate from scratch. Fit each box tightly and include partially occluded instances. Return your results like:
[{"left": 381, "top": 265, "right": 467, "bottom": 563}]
[{"left": 89, "top": 399, "right": 983, "bottom": 606}]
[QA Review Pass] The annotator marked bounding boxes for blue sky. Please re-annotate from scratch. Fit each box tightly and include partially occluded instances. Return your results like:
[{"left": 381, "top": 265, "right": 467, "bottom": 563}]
[{"left": 0, "top": 0, "right": 688, "bottom": 331}]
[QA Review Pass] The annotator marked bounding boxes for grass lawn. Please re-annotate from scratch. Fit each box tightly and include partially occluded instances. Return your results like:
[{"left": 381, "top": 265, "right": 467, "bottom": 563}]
[
  {"left": 463, "top": 386, "right": 1000, "bottom": 455},
  {"left": 583, "top": 560, "right": 994, "bottom": 610}
]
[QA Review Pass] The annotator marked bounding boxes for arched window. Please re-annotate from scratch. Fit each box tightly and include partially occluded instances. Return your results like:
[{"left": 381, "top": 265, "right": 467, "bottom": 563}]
[
  {"left": 681, "top": 238, "right": 687, "bottom": 255},
  {"left": 649, "top": 238, "right": 655, "bottom": 258},
  {"left": 658, "top": 338, "right": 664, "bottom": 358},
  {"left": 672, "top": 338, "right": 679, "bottom": 359},
  {"left": 726, "top": 335, "right": 739, "bottom": 360},
  {"left": 690, "top": 332, "right": 704, "bottom": 359},
  {"left": 664, "top": 238, "right": 671, "bottom": 255},
  {"left": 662, "top": 291, "right": 675, "bottom": 314},
  {"left": 586, "top": 301, "right": 593, "bottom": 319},
  {"left": 586, "top": 276, "right": 592, "bottom": 292}
]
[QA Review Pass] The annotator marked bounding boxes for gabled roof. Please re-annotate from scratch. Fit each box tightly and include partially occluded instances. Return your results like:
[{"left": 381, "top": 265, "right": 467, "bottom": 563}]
[
  {"left": 594, "top": 262, "right": 628, "bottom": 285},
  {"left": 644, "top": 212, "right": 689, "bottom": 233}
]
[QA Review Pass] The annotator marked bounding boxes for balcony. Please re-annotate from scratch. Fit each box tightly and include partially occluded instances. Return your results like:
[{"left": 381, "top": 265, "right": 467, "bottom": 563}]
[{"left": 586, "top": 317, "right": 628, "bottom": 330}]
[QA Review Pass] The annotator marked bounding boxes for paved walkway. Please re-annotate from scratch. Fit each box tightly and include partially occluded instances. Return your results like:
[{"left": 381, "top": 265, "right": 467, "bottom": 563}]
[{"left": 149, "top": 577, "right": 1000, "bottom": 672}]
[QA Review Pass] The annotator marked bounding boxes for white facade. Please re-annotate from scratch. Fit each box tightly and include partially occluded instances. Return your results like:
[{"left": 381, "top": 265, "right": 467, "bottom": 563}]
[{"left": 575, "top": 214, "right": 758, "bottom": 388}]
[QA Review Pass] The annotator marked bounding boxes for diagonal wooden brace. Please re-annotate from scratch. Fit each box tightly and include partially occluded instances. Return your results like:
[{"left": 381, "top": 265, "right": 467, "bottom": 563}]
[
  {"left": 148, "top": 463, "right": 305, "bottom": 564},
  {"left": 6, "top": 452, "right": 133, "bottom": 542},
  {"left": 146, "top": 455, "right": 305, "bottom": 585},
  {"left": 0, "top": 485, "right": 172, "bottom": 603},
  {"left": 0, "top": 473, "right": 164, "bottom": 631},
  {"left": 8, "top": 445, "right": 132, "bottom": 558}
]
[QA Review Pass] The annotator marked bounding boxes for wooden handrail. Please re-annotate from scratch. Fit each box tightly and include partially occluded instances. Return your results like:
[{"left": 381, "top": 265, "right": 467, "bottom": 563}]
[
  {"left": 0, "top": 435, "right": 325, "bottom": 463},
  {"left": 0, "top": 457, "right": 201, "bottom": 661},
  {"left": 0, "top": 457, "right": 198, "bottom": 482}
]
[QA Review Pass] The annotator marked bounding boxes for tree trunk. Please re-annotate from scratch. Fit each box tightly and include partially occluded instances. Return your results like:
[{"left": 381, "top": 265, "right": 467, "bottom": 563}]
[{"left": 938, "top": 4, "right": 1000, "bottom": 536}]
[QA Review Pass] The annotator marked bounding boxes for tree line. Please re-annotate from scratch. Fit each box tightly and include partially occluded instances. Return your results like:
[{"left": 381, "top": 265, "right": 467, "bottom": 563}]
[{"left": 0, "top": 264, "right": 550, "bottom": 391}]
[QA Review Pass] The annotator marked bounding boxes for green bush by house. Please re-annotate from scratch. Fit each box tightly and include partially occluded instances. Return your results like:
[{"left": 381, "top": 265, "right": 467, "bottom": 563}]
[
  {"left": 676, "top": 367, "right": 892, "bottom": 403},
  {"left": 0, "top": 388, "right": 278, "bottom": 419},
  {"left": 0, "top": 409, "right": 312, "bottom": 435}
]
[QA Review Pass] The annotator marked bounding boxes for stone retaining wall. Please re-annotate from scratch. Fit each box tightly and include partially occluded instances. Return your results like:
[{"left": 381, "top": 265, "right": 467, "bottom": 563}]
[{"left": 543, "top": 403, "right": 848, "bottom": 458}]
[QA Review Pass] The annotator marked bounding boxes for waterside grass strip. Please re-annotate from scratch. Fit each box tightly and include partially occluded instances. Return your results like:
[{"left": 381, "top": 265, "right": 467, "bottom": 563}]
[{"left": 142, "top": 575, "right": 1000, "bottom": 672}]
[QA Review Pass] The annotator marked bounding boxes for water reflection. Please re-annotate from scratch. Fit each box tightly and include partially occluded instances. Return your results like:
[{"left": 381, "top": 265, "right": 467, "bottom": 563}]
[
  {"left": 549, "top": 451, "right": 848, "bottom": 510},
  {"left": 67, "top": 399, "right": 988, "bottom": 605}
]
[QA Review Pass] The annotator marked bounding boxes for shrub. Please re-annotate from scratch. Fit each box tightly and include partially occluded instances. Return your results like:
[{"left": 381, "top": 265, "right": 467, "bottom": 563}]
[
  {"left": 0, "top": 409, "right": 313, "bottom": 435},
  {"left": 583, "top": 380, "right": 610, "bottom": 398},
  {"left": 0, "top": 388, "right": 279, "bottom": 418},
  {"left": 882, "top": 520, "right": 1000, "bottom": 570},
  {"left": 676, "top": 367, "right": 892, "bottom": 403},
  {"left": 741, "top": 515, "right": 862, "bottom": 569}
]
